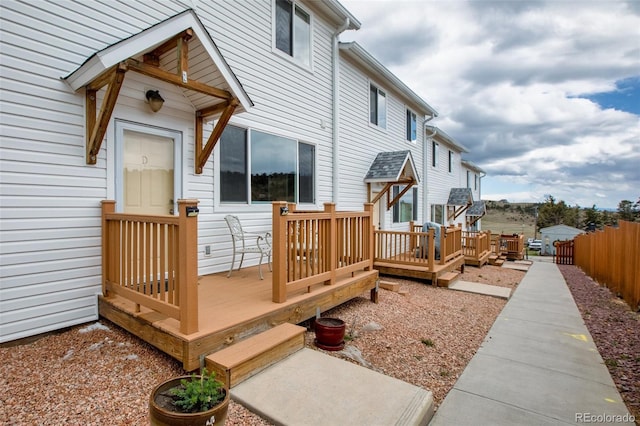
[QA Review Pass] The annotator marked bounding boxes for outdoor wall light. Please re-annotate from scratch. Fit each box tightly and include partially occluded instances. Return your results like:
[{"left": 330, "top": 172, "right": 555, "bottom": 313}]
[{"left": 145, "top": 89, "right": 164, "bottom": 113}]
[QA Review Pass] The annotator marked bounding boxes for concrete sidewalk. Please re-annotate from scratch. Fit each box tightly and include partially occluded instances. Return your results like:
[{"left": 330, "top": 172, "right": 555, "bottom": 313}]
[{"left": 430, "top": 261, "right": 635, "bottom": 425}]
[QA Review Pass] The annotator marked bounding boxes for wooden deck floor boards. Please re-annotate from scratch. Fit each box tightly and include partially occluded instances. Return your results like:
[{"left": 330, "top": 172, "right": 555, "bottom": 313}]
[{"left": 99, "top": 265, "right": 378, "bottom": 370}]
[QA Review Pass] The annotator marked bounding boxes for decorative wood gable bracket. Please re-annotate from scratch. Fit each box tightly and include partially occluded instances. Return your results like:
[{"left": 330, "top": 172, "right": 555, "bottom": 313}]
[
  {"left": 447, "top": 202, "right": 472, "bottom": 221},
  {"left": 468, "top": 215, "right": 483, "bottom": 227},
  {"left": 368, "top": 177, "right": 416, "bottom": 210},
  {"left": 84, "top": 28, "right": 239, "bottom": 172}
]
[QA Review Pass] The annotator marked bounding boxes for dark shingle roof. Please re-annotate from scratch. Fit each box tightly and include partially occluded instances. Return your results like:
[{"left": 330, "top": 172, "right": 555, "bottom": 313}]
[
  {"left": 466, "top": 200, "right": 486, "bottom": 217},
  {"left": 364, "top": 150, "right": 419, "bottom": 183},
  {"left": 447, "top": 188, "right": 473, "bottom": 206}
]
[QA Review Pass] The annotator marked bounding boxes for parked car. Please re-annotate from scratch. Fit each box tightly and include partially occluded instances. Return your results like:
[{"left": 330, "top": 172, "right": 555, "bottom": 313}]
[{"left": 528, "top": 239, "right": 542, "bottom": 250}]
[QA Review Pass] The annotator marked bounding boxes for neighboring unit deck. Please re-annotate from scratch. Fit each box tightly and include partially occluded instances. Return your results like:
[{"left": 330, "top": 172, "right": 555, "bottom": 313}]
[
  {"left": 99, "top": 265, "right": 378, "bottom": 371},
  {"left": 374, "top": 254, "right": 465, "bottom": 286}
]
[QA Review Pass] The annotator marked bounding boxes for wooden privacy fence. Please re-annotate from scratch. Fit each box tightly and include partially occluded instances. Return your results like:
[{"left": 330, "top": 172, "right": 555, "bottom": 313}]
[
  {"left": 554, "top": 240, "right": 574, "bottom": 265},
  {"left": 101, "top": 200, "right": 199, "bottom": 334},
  {"left": 574, "top": 221, "right": 640, "bottom": 311},
  {"left": 374, "top": 223, "right": 463, "bottom": 268},
  {"left": 271, "top": 202, "right": 374, "bottom": 303}
]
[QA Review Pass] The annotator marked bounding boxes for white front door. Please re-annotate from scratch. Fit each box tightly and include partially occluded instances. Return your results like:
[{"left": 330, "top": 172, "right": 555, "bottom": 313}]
[{"left": 115, "top": 121, "right": 182, "bottom": 214}]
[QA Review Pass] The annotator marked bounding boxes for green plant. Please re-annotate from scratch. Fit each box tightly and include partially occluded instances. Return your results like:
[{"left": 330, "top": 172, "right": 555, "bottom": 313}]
[
  {"left": 170, "top": 368, "right": 225, "bottom": 413},
  {"left": 604, "top": 359, "right": 618, "bottom": 368}
]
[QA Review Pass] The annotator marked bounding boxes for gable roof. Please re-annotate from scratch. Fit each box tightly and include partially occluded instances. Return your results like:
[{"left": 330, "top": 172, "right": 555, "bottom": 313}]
[
  {"left": 466, "top": 200, "right": 486, "bottom": 217},
  {"left": 339, "top": 42, "right": 438, "bottom": 117},
  {"left": 447, "top": 188, "right": 473, "bottom": 206},
  {"left": 426, "top": 126, "right": 469, "bottom": 153},
  {"left": 461, "top": 160, "right": 485, "bottom": 174},
  {"left": 539, "top": 224, "right": 586, "bottom": 234},
  {"left": 63, "top": 9, "right": 252, "bottom": 114},
  {"left": 364, "top": 150, "right": 420, "bottom": 184}
]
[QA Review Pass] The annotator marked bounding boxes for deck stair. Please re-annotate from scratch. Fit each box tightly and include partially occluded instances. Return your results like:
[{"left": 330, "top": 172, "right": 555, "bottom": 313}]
[
  {"left": 205, "top": 323, "right": 305, "bottom": 389},
  {"left": 489, "top": 254, "right": 506, "bottom": 266},
  {"left": 436, "top": 271, "right": 460, "bottom": 287}
]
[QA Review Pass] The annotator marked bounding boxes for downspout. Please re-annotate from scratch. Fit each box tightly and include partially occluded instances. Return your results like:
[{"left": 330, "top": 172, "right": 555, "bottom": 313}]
[
  {"left": 423, "top": 118, "right": 436, "bottom": 222},
  {"left": 332, "top": 18, "right": 350, "bottom": 204}
]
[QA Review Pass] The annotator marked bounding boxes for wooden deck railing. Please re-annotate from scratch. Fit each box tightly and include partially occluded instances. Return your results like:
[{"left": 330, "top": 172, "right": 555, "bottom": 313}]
[
  {"left": 374, "top": 224, "right": 463, "bottom": 268},
  {"left": 574, "top": 221, "right": 640, "bottom": 311},
  {"left": 271, "top": 202, "right": 374, "bottom": 303},
  {"left": 101, "top": 200, "right": 199, "bottom": 334},
  {"left": 491, "top": 233, "right": 525, "bottom": 260},
  {"left": 462, "top": 230, "right": 491, "bottom": 262}
]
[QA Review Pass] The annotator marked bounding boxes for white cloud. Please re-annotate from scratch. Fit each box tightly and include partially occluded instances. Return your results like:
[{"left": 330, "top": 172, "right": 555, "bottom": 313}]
[{"left": 340, "top": 0, "right": 640, "bottom": 208}]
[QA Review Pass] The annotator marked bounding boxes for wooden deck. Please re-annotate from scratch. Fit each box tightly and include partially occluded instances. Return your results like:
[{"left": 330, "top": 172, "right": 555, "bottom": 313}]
[
  {"left": 99, "top": 264, "right": 378, "bottom": 371},
  {"left": 374, "top": 254, "right": 465, "bottom": 286}
]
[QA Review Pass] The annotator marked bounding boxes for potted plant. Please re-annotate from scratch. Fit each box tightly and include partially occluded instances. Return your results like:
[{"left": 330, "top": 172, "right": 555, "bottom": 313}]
[{"left": 149, "top": 368, "right": 229, "bottom": 426}]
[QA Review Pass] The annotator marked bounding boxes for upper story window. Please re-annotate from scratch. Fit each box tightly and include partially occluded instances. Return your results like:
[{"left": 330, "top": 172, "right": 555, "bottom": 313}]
[
  {"left": 369, "top": 84, "right": 386, "bottom": 129},
  {"left": 466, "top": 170, "right": 471, "bottom": 188},
  {"left": 220, "top": 125, "right": 315, "bottom": 204},
  {"left": 275, "top": 0, "right": 311, "bottom": 67},
  {"left": 393, "top": 185, "right": 418, "bottom": 223},
  {"left": 432, "top": 141, "right": 439, "bottom": 167},
  {"left": 448, "top": 150, "right": 453, "bottom": 173},
  {"left": 406, "top": 109, "right": 417, "bottom": 142},
  {"left": 474, "top": 174, "right": 478, "bottom": 190}
]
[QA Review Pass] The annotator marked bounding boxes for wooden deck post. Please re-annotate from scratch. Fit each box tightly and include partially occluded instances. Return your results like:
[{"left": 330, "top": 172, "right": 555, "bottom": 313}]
[
  {"left": 427, "top": 228, "right": 435, "bottom": 271},
  {"left": 364, "top": 203, "right": 374, "bottom": 271},
  {"left": 325, "top": 203, "right": 337, "bottom": 286},
  {"left": 101, "top": 200, "right": 116, "bottom": 297},
  {"left": 272, "top": 201, "right": 287, "bottom": 303},
  {"left": 177, "top": 199, "right": 199, "bottom": 334}
]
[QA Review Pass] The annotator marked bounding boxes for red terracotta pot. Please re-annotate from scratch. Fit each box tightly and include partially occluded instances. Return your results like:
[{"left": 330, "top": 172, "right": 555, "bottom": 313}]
[{"left": 314, "top": 317, "right": 346, "bottom": 351}]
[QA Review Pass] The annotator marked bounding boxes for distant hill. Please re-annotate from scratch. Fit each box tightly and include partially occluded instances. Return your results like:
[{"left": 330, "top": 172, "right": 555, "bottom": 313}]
[{"left": 481, "top": 200, "right": 538, "bottom": 239}]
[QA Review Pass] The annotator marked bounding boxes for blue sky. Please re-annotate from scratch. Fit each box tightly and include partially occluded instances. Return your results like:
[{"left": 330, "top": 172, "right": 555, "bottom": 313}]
[{"left": 340, "top": 0, "right": 640, "bottom": 209}]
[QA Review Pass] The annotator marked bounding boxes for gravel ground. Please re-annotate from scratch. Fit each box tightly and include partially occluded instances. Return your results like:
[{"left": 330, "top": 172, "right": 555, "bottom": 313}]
[
  {"left": 559, "top": 265, "right": 640, "bottom": 423},
  {"left": 0, "top": 265, "right": 521, "bottom": 425}
]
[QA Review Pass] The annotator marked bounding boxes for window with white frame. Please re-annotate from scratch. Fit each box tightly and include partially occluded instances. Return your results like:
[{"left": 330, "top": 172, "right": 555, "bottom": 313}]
[
  {"left": 474, "top": 174, "right": 478, "bottom": 190},
  {"left": 275, "top": 0, "right": 311, "bottom": 67},
  {"left": 448, "top": 150, "right": 453, "bottom": 173},
  {"left": 220, "top": 125, "right": 315, "bottom": 204},
  {"left": 431, "top": 204, "right": 444, "bottom": 225},
  {"left": 432, "top": 141, "right": 439, "bottom": 167},
  {"left": 406, "top": 109, "right": 417, "bottom": 142},
  {"left": 393, "top": 185, "right": 418, "bottom": 223},
  {"left": 369, "top": 84, "right": 386, "bottom": 128},
  {"left": 466, "top": 170, "right": 471, "bottom": 188}
]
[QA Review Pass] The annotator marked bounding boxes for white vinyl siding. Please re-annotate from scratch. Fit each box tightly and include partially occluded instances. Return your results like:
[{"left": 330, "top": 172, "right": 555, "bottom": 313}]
[
  {"left": 426, "top": 136, "right": 467, "bottom": 227},
  {"left": 0, "top": 0, "right": 338, "bottom": 342},
  {"left": 338, "top": 54, "right": 425, "bottom": 230}
]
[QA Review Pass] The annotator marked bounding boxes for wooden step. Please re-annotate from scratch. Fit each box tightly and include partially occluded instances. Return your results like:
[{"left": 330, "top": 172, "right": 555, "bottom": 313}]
[
  {"left": 379, "top": 280, "right": 400, "bottom": 292},
  {"left": 205, "top": 323, "right": 305, "bottom": 389},
  {"left": 494, "top": 259, "right": 505, "bottom": 266},
  {"left": 437, "top": 271, "right": 460, "bottom": 287}
]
